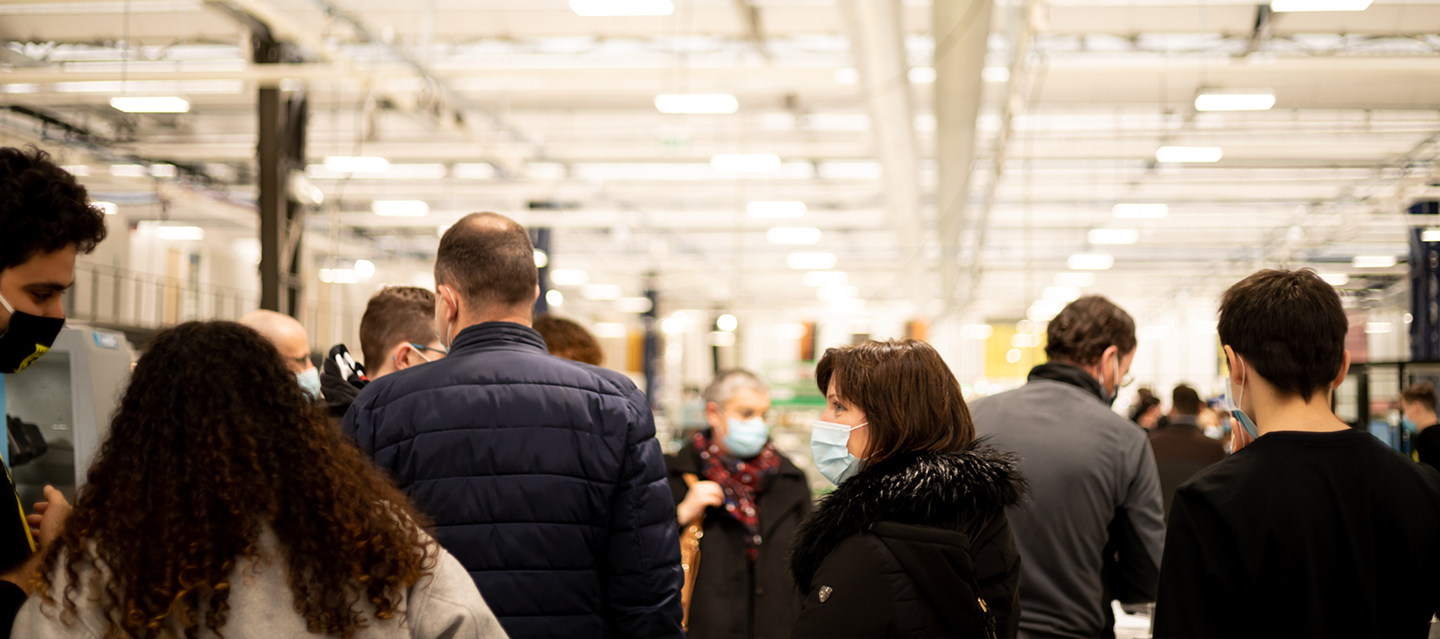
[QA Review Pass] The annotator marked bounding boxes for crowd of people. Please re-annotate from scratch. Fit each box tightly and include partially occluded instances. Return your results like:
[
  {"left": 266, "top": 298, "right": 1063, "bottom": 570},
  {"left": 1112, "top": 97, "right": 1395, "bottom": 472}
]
[{"left": 0, "top": 143, "right": 1439, "bottom": 639}]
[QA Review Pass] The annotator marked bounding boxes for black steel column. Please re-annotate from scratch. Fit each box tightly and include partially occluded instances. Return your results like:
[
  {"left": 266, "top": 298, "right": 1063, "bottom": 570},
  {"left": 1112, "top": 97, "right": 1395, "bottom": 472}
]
[
  {"left": 252, "top": 21, "right": 305, "bottom": 317},
  {"left": 643, "top": 279, "right": 659, "bottom": 398},
  {"left": 530, "top": 227, "right": 551, "bottom": 316},
  {"left": 1409, "top": 201, "right": 1440, "bottom": 360}
]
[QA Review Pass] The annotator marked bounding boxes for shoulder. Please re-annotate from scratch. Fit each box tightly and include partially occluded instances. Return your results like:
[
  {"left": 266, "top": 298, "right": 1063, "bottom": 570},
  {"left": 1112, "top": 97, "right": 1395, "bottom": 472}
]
[{"left": 815, "top": 532, "right": 899, "bottom": 585}]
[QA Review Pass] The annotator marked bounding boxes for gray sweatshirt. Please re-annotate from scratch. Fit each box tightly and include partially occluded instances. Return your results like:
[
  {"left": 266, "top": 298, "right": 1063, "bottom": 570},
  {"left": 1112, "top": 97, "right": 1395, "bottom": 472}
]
[
  {"left": 11, "top": 529, "right": 508, "bottom": 639},
  {"left": 971, "top": 365, "right": 1165, "bottom": 638}
]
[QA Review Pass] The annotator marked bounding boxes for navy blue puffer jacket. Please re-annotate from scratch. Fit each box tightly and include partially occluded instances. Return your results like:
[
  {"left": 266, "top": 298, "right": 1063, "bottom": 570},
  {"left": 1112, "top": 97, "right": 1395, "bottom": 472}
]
[{"left": 343, "top": 322, "right": 684, "bottom": 638}]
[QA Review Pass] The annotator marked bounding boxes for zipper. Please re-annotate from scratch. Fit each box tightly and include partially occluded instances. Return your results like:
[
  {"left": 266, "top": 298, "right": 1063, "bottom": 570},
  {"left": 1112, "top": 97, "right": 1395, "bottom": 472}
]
[{"left": 978, "top": 597, "right": 997, "bottom": 639}]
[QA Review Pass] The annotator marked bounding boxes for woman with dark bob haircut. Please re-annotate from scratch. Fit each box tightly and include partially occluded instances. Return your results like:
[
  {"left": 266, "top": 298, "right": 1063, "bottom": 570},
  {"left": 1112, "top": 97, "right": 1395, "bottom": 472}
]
[
  {"left": 13, "top": 321, "right": 506, "bottom": 639},
  {"left": 790, "top": 339, "right": 1027, "bottom": 638}
]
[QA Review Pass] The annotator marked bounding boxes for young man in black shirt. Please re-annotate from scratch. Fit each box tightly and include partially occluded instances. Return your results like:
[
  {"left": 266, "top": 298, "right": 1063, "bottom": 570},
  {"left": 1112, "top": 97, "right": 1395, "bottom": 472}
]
[
  {"left": 1153, "top": 269, "right": 1440, "bottom": 638},
  {"left": 1401, "top": 382, "right": 1440, "bottom": 468}
]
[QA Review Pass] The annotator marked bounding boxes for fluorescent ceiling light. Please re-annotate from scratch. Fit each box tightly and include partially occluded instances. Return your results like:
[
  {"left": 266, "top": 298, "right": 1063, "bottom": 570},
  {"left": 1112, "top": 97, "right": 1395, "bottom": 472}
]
[
  {"left": 534, "top": 250, "right": 549, "bottom": 269},
  {"left": 593, "top": 323, "right": 627, "bottom": 339},
  {"left": 982, "top": 66, "right": 1010, "bottom": 83},
  {"left": 527, "top": 162, "right": 567, "bottom": 180},
  {"left": 655, "top": 94, "right": 738, "bottom": 114},
  {"left": 92, "top": 201, "right": 117, "bottom": 216},
  {"left": 353, "top": 259, "right": 375, "bottom": 278},
  {"left": 802, "top": 271, "right": 848, "bottom": 287},
  {"left": 546, "top": 290, "right": 564, "bottom": 307},
  {"left": 834, "top": 68, "right": 859, "bottom": 85},
  {"left": 325, "top": 156, "right": 389, "bottom": 173},
  {"left": 1271, "top": 0, "right": 1371, "bottom": 11},
  {"left": 1422, "top": 227, "right": 1440, "bottom": 243},
  {"left": 1319, "top": 273, "right": 1350, "bottom": 286},
  {"left": 550, "top": 269, "right": 590, "bottom": 286},
  {"left": 1088, "top": 229, "right": 1139, "bottom": 245},
  {"left": 616, "top": 297, "right": 654, "bottom": 314},
  {"left": 378, "top": 164, "right": 447, "bottom": 180},
  {"left": 156, "top": 226, "right": 204, "bottom": 241},
  {"left": 1194, "top": 91, "right": 1276, "bottom": 112},
  {"left": 818, "top": 161, "right": 882, "bottom": 180},
  {"left": 1156, "top": 146, "right": 1224, "bottom": 163},
  {"left": 1068, "top": 254, "right": 1115, "bottom": 270},
  {"left": 747, "top": 201, "right": 807, "bottom": 218},
  {"left": 961, "top": 325, "right": 994, "bottom": 340},
  {"left": 817, "top": 285, "right": 859, "bottom": 302},
  {"left": 716, "top": 314, "right": 739, "bottom": 332},
  {"left": 109, "top": 164, "right": 147, "bottom": 178},
  {"left": 1055, "top": 272, "right": 1096, "bottom": 288},
  {"left": 110, "top": 96, "right": 189, "bottom": 113},
  {"left": 1139, "top": 326, "right": 1168, "bottom": 340},
  {"left": 149, "top": 164, "right": 177, "bottom": 178},
  {"left": 708, "top": 331, "right": 737, "bottom": 347},
  {"left": 711, "top": 154, "right": 781, "bottom": 173},
  {"left": 1113, "top": 203, "right": 1169, "bottom": 219},
  {"left": 582, "top": 284, "right": 622, "bottom": 300},
  {"left": 570, "top": 0, "right": 674, "bottom": 16},
  {"left": 453, "top": 163, "right": 496, "bottom": 179},
  {"left": 788, "top": 252, "right": 837, "bottom": 270},
  {"left": 318, "top": 268, "right": 359, "bottom": 284},
  {"left": 61, "top": 165, "right": 90, "bottom": 177},
  {"left": 371, "top": 200, "right": 429, "bottom": 217},
  {"left": 1365, "top": 322, "right": 1393, "bottom": 334},
  {"left": 767, "top": 227, "right": 822, "bottom": 245},
  {"left": 907, "top": 66, "right": 936, "bottom": 84},
  {"left": 1353, "top": 255, "right": 1397, "bottom": 268}
]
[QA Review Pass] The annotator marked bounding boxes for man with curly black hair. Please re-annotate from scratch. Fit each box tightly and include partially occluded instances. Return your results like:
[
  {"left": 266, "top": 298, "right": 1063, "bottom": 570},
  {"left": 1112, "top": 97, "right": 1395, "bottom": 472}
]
[{"left": 0, "top": 145, "right": 108, "bottom": 637}]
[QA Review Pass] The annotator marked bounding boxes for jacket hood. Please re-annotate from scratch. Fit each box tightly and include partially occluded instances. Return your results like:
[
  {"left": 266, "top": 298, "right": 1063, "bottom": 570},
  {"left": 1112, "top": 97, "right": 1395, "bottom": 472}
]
[
  {"left": 1028, "top": 361, "right": 1105, "bottom": 402},
  {"left": 789, "top": 440, "right": 1027, "bottom": 593}
]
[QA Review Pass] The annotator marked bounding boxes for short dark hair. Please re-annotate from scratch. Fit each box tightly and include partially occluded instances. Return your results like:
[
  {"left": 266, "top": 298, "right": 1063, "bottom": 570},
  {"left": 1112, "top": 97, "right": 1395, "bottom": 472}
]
[
  {"left": 533, "top": 314, "right": 604, "bottom": 366},
  {"left": 359, "top": 286, "right": 436, "bottom": 367},
  {"left": 0, "top": 146, "right": 108, "bottom": 270},
  {"left": 815, "top": 339, "right": 974, "bottom": 465},
  {"left": 434, "top": 212, "right": 537, "bottom": 311},
  {"left": 1218, "top": 269, "right": 1347, "bottom": 402},
  {"left": 1402, "top": 382, "right": 1437, "bottom": 412},
  {"left": 1172, "top": 384, "right": 1202, "bottom": 415},
  {"left": 1045, "top": 296, "right": 1137, "bottom": 366}
]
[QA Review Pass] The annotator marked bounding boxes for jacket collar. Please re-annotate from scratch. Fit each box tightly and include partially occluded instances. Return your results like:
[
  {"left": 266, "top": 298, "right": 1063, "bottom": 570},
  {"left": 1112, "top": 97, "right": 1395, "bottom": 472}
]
[
  {"left": 1168, "top": 414, "right": 1200, "bottom": 428},
  {"left": 1027, "top": 362, "right": 1105, "bottom": 402},
  {"left": 450, "top": 321, "right": 548, "bottom": 355},
  {"left": 789, "top": 442, "right": 1027, "bottom": 593}
]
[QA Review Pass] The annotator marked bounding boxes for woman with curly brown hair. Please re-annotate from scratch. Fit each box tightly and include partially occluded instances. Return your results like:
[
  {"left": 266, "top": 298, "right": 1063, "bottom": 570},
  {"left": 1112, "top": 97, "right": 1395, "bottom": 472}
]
[{"left": 11, "top": 321, "right": 507, "bottom": 639}]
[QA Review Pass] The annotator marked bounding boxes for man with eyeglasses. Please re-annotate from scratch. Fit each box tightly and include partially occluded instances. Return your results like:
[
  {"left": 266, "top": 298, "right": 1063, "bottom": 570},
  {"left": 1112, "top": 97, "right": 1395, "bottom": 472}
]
[
  {"left": 318, "top": 286, "right": 448, "bottom": 421},
  {"left": 970, "top": 296, "right": 1165, "bottom": 638}
]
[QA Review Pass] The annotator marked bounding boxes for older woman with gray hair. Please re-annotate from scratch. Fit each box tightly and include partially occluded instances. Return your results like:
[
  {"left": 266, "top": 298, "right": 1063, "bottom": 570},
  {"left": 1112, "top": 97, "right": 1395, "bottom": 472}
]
[{"left": 666, "top": 369, "right": 811, "bottom": 638}]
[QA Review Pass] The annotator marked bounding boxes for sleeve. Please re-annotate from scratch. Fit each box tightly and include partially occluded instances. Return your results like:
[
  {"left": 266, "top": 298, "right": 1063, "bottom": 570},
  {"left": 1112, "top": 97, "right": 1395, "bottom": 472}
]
[
  {"left": 0, "top": 580, "right": 26, "bottom": 638},
  {"left": 602, "top": 387, "right": 684, "bottom": 639},
  {"left": 1107, "top": 436, "right": 1166, "bottom": 604},
  {"left": 408, "top": 548, "right": 510, "bottom": 639},
  {"left": 1151, "top": 488, "right": 1233, "bottom": 638},
  {"left": 971, "top": 514, "right": 1023, "bottom": 638},
  {"left": 791, "top": 536, "right": 895, "bottom": 639}
]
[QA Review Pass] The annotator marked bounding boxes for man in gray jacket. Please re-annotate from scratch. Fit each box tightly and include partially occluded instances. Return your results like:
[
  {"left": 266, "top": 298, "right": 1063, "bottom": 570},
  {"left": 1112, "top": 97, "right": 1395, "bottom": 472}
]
[{"left": 971, "top": 296, "right": 1164, "bottom": 638}]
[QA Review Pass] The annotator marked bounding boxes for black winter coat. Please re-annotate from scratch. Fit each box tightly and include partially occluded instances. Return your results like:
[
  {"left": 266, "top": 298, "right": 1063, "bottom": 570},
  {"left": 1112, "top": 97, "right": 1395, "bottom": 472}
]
[
  {"left": 344, "top": 322, "right": 684, "bottom": 639},
  {"left": 665, "top": 438, "right": 812, "bottom": 638},
  {"left": 789, "top": 443, "right": 1027, "bottom": 638}
]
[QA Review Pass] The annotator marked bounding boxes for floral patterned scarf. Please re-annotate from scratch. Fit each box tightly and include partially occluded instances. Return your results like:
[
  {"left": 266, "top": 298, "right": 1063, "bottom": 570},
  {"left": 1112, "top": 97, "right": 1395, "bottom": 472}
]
[{"left": 694, "top": 430, "right": 781, "bottom": 562}]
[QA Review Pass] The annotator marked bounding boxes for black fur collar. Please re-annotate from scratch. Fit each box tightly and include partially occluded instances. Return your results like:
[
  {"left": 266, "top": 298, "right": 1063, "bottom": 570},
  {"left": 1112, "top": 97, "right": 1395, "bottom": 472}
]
[{"left": 789, "top": 441, "right": 1027, "bottom": 592}]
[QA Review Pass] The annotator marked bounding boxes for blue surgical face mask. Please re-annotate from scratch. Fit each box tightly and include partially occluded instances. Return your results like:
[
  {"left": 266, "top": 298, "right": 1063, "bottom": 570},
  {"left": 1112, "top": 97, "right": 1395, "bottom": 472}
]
[
  {"left": 297, "top": 367, "right": 322, "bottom": 400},
  {"left": 811, "top": 420, "right": 868, "bottom": 485},
  {"left": 1224, "top": 356, "right": 1260, "bottom": 440},
  {"left": 1403, "top": 417, "right": 1418, "bottom": 434},
  {"left": 723, "top": 416, "right": 770, "bottom": 459}
]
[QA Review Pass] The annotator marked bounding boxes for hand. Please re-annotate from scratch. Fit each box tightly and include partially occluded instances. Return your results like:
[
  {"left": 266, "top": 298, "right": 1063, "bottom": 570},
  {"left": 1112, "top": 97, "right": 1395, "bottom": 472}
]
[
  {"left": 677, "top": 481, "right": 724, "bottom": 526},
  {"left": 25, "top": 485, "right": 72, "bottom": 550}
]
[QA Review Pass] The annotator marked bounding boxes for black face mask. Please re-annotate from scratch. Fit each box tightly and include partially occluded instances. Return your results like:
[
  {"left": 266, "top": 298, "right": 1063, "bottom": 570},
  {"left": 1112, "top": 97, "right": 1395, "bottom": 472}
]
[{"left": 0, "top": 293, "right": 64, "bottom": 374}]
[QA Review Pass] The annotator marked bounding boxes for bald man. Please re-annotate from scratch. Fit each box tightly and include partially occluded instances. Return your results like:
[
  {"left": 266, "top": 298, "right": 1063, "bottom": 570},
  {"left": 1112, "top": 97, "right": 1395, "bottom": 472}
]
[{"left": 238, "top": 310, "right": 321, "bottom": 399}]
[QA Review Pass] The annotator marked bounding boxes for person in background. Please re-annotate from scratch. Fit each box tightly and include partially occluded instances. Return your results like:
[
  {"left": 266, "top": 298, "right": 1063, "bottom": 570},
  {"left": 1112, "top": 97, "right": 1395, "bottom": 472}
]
[
  {"left": 970, "top": 296, "right": 1164, "bottom": 638},
  {"left": 345, "top": 212, "right": 682, "bottom": 638},
  {"left": 1152, "top": 269, "right": 1440, "bottom": 637},
  {"left": 1400, "top": 382, "right": 1440, "bottom": 468},
  {"left": 0, "top": 146, "right": 108, "bottom": 636},
  {"left": 1132, "top": 395, "right": 1163, "bottom": 430},
  {"left": 238, "top": 309, "right": 321, "bottom": 400},
  {"left": 533, "top": 314, "right": 604, "bottom": 366},
  {"left": 320, "top": 286, "right": 445, "bottom": 419},
  {"left": 1147, "top": 385, "right": 1225, "bottom": 518},
  {"left": 666, "top": 369, "right": 809, "bottom": 639},
  {"left": 790, "top": 339, "right": 1026, "bottom": 638},
  {"left": 13, "top": 321, "right": 506, "bottom": 638}
]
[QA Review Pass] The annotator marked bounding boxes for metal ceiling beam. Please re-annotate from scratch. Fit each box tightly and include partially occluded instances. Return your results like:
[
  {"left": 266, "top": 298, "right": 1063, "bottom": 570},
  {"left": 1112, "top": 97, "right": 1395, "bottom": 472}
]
[{"left": 839, "top": 0, "right": 922, "bottom": 306}]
